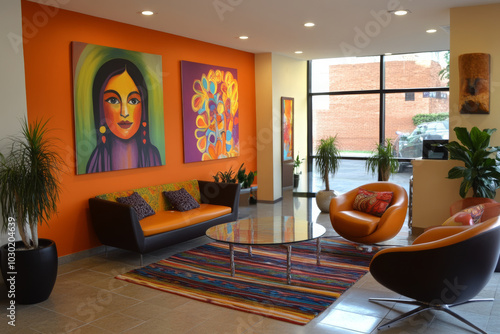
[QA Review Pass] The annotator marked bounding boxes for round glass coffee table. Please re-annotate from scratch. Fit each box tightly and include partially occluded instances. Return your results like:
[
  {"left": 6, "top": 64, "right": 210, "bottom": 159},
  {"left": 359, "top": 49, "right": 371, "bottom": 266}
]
[{"left": 206, "top": 216, "right": 326, "bottom": 284}]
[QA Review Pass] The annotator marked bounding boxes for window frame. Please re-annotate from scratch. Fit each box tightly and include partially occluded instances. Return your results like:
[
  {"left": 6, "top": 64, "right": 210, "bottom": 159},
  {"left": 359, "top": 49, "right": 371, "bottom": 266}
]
[{"left": 306, "top": 53, "right": 449, "bottom": 193}]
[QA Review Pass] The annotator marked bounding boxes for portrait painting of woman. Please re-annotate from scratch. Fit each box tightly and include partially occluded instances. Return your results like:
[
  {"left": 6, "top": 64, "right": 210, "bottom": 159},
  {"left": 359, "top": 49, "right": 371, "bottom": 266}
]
[{"left": 72, "top": 43, "right": 165, "bottom": 174}]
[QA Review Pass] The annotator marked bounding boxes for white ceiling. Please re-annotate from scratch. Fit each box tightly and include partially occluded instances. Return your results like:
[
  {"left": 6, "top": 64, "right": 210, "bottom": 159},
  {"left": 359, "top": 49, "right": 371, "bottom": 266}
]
[{"left": 30, "top": 0, "right": 500, "bottom": 60}]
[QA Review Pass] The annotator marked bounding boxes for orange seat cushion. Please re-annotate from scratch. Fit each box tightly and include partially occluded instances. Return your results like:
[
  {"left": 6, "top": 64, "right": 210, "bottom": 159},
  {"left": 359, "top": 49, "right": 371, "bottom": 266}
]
[
  {"left": 333, "top": 210, "right": 380, "bottom": 238},
  {"left": 140, "top": 204, "right": 231, "bottom": 237}
]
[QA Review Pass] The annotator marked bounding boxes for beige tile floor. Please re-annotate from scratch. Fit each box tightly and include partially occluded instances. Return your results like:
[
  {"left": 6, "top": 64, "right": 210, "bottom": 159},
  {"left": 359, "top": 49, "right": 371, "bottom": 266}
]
[{"left": 1, "top": 189, "right": 500, "bottom": 333}]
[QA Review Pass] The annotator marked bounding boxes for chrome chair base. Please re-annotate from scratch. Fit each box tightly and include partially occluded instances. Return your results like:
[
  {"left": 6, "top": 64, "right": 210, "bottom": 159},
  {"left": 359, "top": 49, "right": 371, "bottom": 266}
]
[{"left": 369, "top": 297, "right": 493, "bottom": 334}]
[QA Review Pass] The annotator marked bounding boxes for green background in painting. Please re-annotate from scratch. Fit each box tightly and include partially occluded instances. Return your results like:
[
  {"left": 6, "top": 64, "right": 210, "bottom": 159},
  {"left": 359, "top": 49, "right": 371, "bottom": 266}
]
[{"left": 72, "top": 42, "right": 165, "bottom": 174}]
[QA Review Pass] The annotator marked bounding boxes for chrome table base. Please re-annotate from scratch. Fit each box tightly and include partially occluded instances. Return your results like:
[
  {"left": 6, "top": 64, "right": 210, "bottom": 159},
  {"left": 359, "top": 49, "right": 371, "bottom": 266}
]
[{"left": 228, "top": 237, "right": 322, "bottom": 285}]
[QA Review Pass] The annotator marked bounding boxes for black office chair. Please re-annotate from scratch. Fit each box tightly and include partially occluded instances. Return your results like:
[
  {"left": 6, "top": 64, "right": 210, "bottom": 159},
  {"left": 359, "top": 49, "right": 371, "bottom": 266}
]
[{"left": 369, "top": 216, "right": 500, "bottom": 334}]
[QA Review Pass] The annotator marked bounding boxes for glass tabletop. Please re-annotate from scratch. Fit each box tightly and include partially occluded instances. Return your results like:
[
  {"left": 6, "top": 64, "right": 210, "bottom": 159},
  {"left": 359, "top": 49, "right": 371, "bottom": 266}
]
[{"left": 206, "top": 216, "right": 326, "bottom": 246}]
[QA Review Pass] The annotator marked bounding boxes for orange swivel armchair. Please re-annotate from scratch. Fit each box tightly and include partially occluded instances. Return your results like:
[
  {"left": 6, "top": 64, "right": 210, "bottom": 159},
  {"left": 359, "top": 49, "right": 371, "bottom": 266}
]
[
  {"left": 329, "top": 182, "right": 408, "bottom": 245},
  {"left": 369, "top": 216, "right": 500, "bottom": 333},
  {"left": 449, "top": 197, "right": 497, "bottom": 216}
]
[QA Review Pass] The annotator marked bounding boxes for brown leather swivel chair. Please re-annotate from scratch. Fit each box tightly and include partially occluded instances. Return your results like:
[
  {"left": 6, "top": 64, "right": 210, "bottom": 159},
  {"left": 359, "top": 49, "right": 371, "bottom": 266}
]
[
  {"left": 329, "top": 182, "right": 408, "bottom": 245},
  {"left": 369, "top": 216, "right": 500, "bottom": 334}
]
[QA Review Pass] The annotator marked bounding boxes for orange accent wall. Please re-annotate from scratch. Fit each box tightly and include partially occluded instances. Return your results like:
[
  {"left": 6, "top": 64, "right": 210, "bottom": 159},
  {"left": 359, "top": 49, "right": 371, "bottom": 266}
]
[{"left": 21, "top": 1, "right": 257, "bottom": 257}]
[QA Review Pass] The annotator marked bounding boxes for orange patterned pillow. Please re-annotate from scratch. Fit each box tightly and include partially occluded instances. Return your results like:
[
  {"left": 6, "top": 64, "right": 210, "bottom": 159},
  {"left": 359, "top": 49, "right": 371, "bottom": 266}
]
[
  {"left": 442, "top": 212, "right": 474, "bottom": 226},
  {"left": 460, "top": 204, "right": 485, "bottom": 224},
  {"left": 353, "top": 188, "right": 394, "bottom": 217}
]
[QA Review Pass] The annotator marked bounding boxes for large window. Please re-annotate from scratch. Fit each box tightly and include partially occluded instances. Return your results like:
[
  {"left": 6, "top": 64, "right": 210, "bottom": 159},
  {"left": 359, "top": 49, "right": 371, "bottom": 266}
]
[
  {"left": 312, "top": 94, "right": 379, "bottom": 154},
  {"left": 308, "top": 51, "right": 449, "bottom": 194},
  {"left": 311, "top": 56, "right": 380, "bottom": 93}
]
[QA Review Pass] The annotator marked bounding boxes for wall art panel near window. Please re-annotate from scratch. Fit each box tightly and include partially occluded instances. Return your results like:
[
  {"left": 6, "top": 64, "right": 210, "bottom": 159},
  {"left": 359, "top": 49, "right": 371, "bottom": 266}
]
[{"left": 282, "top": 97, "right": 294, "bottom": 161}]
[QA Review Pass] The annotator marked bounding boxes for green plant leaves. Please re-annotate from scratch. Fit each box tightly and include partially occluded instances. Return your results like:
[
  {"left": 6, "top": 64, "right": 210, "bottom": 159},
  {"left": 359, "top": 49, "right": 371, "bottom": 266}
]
[
  {"left": 447, "top": 126, "right": 500, "bottom": 199},
  {"left": 447, "top": 166, "right": 466, "bottom": 179},
  {"left": 365, "top": 139, "right": 399, "bottom": 178},
  {"left": 315, "top": 136, "right": 340, "bottom": 191},
  {"left": 213, "top": 163, "right": 256, "bottom": 188},
  {"left": 0, "top": 118, "right": 65, "bottom": 249},
  {"left": 454, "top": 127, "right": 474, "bottom": 151}
]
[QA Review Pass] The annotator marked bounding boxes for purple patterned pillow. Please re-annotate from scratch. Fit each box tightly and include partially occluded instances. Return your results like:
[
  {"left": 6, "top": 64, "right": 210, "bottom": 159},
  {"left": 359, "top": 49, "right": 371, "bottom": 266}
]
[
  {"left": 116, "top": 192, "right": 155, "bottom": 220},
  {"left": 163, "top": 188, "right": 200, "bottom": 212}
]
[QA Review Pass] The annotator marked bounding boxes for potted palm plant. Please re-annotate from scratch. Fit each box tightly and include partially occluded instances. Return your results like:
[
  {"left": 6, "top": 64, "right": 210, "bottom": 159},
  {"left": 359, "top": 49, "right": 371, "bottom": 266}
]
[
  {"left": 446, "top": 126, "right": 500, "bottom": 199},
  {"left": 0, "top": 118, "right": 64, "bottom": 304},
  {"left": 365, "top": 139, "right": 400, "bottom": 181},
  {"left": 315, "top": 136, "right": 341, "bottom": 212},
  {"left": 293, "top": 153, "right": 305, "bottom": 188}
]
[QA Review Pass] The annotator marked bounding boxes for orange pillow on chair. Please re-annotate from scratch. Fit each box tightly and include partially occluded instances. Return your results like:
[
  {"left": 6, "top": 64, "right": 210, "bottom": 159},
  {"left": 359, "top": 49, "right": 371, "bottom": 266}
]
[
  {"left": 442, "top": 211, "right": 474, "bottom": 226},
  {"left": 353, "top": 188, "right": 393, "bottom": 217},
  {"left": 461, "top": 204, "right": 485, "bottom": 224},
  {"left": 442, "top": 204, "right": 485, "bottom": 226}
]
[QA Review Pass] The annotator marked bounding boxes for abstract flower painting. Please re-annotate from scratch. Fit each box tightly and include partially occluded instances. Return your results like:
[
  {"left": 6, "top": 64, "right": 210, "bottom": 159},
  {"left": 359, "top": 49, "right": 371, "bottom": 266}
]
[{"left": 181, "top": 61, "right": 239, "bottom": 163}]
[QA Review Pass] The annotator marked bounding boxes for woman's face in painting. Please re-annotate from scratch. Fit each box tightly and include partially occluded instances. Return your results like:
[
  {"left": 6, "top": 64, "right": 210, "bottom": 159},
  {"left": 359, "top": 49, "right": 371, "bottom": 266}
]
[{"left": 103, "top": 69, "right": 142, "bottom": 140}]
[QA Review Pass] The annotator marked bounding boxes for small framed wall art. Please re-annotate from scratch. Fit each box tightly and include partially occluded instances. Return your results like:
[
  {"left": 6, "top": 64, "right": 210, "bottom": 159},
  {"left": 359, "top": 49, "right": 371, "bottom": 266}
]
[{"left": 281, "top": 97, "right": 294, "bottom": 162}]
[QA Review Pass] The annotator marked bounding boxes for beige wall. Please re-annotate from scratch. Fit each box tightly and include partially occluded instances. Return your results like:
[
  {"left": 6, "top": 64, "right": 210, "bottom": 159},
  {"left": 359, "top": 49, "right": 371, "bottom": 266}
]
[
  {"left": 449, "top": 3, "right": 500, "bottom": 138},
  {"left": 255, "top": 53, "right": 307, "bottom": 202},
  {"left": 273, "top": 54, "right": 308, "bottom": 187},
  {"left": 412, "top": 3, "right": 500, "bottom": 229},
  {"left": 0, "top": 0, "right": 28, "bottom": 245}
]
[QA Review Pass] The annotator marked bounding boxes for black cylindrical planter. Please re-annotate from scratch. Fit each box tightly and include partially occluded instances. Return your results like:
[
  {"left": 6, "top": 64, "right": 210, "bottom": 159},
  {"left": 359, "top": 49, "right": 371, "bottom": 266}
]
[{"left": 1, "top": 239, "right": 58, "bottom": 304}]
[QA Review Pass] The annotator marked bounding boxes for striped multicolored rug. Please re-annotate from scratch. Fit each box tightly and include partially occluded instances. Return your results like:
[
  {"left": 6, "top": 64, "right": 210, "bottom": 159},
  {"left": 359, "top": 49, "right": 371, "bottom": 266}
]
[{"left": 116, "top": 237, "right": 376, "bottom": 325}]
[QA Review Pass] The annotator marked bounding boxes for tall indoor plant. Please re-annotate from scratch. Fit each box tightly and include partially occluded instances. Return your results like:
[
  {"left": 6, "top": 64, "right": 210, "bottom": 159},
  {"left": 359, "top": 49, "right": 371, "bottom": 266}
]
[
  {"left": 0, "top": 118, "right": 64, "bottom": 304},
  {"left": 315, "top": 136, "right": 341, "bottom": 212},
  {"left": 446, "top": 126, "right": 500, "bottom": 199},
  {"left": 365, "top": 139, "right": 399, "bottom": 181}
]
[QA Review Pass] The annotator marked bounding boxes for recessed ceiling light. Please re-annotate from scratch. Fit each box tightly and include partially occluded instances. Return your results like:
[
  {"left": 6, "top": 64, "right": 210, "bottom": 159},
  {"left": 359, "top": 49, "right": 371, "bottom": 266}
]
[
  {"left": 426, "top": 29, "right": 437, "bottom": 33},
  {"left": 295, "top": 51, "right": 303, "bottom": 54},
  {"left": 385, "top": 53, "right": 392, "bottom": 56},
  {"left": 304, "top": 22, "right": 315, "bottom": 27},
  {"left": 388, "top": 9, "right": 410, "bottom": 16},
  {"left": 141, "top": 10, "right": 154, "bottom": 16},
  {"left": 239, "top": 36, "right": 249, "bottom": 40}
]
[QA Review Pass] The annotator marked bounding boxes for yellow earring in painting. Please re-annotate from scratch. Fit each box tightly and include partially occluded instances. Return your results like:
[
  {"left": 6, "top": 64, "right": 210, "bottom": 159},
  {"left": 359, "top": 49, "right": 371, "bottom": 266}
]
[{"left": 100, "top": 126, "right": 107, "bottom": 143}]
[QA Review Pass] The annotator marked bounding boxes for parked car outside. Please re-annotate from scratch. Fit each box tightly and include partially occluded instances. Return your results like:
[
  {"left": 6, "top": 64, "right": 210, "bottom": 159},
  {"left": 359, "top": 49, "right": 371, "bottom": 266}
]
[{"left": 394, "top": 120, "right": 449, "bottom": 168}]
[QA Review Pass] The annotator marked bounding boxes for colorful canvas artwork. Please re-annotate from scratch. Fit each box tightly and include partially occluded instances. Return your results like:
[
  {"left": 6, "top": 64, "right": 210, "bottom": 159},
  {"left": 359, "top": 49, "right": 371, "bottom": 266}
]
[
  {"left": 72, "top": 42, "right": 165, "bottom": 174},
  {"left": 282, "top": 97, "right": 294, "bottom": 161},
  {"left": 181, "top": 61, "right": 239, "bottom": 163}
]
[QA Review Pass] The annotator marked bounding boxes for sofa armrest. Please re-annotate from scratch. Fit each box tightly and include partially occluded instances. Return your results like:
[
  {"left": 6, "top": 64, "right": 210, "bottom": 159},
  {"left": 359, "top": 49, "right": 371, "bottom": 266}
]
[
  {"left": 198, "top": 180, "right": 240, "bottom": 214},
  {"left": 88, "top": 198, "right": 145, "bottom": 253}
]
